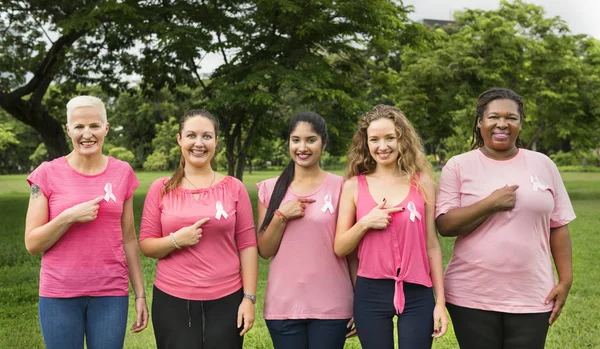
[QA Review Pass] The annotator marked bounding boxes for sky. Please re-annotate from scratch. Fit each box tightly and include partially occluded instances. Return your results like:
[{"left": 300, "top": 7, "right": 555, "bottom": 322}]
[{"left": 197, "top": 0, "right": 600, "bottom": 73}]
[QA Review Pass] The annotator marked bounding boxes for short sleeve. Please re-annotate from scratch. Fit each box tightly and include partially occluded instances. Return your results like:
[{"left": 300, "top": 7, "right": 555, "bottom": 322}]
[
  {"left": 27, "top": 162, "right": 51, "bottom": 198},
  {"left": 140, "top": 178, "right": 167, "bottom": 240},
  {"left": 435, "top": 157, "right": 461, "bottom": 218},
  {"left": 234, "top": 179, "right": 257, "bottom": 251},
  {"left": 548, "top": 161, "right": 576, "bottom": 227},
  {"left": 256, "top": 180, "right": 271, "bottom": 206},
  {"left": 124, "top": 164, "right": 140, "bottom": 200}
]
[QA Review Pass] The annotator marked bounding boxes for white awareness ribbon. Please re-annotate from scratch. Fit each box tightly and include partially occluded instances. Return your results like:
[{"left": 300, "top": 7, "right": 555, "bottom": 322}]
[
  {"left": 530, "top": 175, "right": 548, "bottom": 192},
  {"left": 215, "top": 201, "right": 228, "bottom": 220},
  {"left": 104, "top": 183, "right": 116, "bottom": 203},
  {"left": 321, "top": 194, "right": 334, "bottom": 214},
  {"left": 407, "top": 201, "right": 421, "bottom": 222}
]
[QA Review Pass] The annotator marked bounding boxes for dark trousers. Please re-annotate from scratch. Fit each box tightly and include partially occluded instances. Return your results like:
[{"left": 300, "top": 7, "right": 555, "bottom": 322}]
[
  {"left": 266, "top": 318, "right": 351, "bottom": 349},
  {"left": 447, "top": 302, "right": 551, "bottom": 349},
  {"left": 152, "top": 285, "right": 243, "bottom": 349},
  {"left": 354, "top": 276, "right": 435, "bottom": 349}
]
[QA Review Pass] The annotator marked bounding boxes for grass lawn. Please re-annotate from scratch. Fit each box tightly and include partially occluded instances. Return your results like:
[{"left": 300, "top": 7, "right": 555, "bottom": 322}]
[{"left": 1, "top": 171, "right": 599, "bottom": 348}]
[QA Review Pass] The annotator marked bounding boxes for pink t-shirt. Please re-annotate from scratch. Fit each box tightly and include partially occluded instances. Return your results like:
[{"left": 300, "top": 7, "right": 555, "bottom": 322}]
[
  {"left": 27, "top": 156, "right": 139, "bottom": 298},
  {"left": 257, "top": 173, "right": 354, "bottom": 320},
  {"left": 140, "top": 176, "right": 257, "bottom": 300},
  {"left": 436, "top": 149, "right": 576, "bottom": 313},
  {"left": 355, "top": 174, "right": 432, "bottom": 314}
]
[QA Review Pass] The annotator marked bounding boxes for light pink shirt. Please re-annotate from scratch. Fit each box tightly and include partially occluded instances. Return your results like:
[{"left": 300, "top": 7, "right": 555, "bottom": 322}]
[
  {"left": 355, "top": 174, "right": 432, "bottom": 314},
  {"left": 140, "top": 176, "right": 257, "bottom": 300},
  {"left": 436, "top": 149, "right": 576, "bottom": 313},
  {"left": 258, "top": 173, "right": 354, "bottom": 319},
  {"left": 27, "top": 157, "right": 139, "bottom": 298}
]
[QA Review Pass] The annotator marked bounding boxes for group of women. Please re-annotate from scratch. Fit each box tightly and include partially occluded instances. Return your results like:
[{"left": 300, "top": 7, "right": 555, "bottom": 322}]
[{"left": 25, "top": 87, "right": 575, "bottom": 349}]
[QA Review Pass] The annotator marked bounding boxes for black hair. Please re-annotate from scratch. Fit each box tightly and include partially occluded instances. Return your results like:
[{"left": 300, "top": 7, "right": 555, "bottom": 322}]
[
  {"left": 470, "top": 88, "right": 525, "bottom": 149},
  {"left": 258, "top": 111, "right": 328, "bottom": 233}
]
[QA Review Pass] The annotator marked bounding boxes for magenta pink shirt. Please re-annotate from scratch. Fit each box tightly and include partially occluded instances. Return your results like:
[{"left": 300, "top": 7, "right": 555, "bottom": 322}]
[
  {"left": 140, "top": 176, "right": 257, "bottom": 300},
  {"left": 436, "top": 149, "right": 576, "bottom": 313},
  {"left": 27, "top": 157, "right": 139, "bottom": 298},
  {"left": 258, "top": 173, "right": 354, "bottom": 319},
  {"left": 355, "top": 174, "right": 432, "bottom": 314}
]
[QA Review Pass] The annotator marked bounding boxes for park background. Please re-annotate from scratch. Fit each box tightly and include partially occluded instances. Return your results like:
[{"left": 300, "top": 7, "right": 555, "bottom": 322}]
[{"left": 1, "top": 0, "right": 599, "bottom": 348}]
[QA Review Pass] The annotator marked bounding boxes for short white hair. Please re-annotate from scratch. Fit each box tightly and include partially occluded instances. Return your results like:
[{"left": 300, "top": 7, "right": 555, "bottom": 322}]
[{"left": 66, "top": 95, "right": 107, "bottom": 125}]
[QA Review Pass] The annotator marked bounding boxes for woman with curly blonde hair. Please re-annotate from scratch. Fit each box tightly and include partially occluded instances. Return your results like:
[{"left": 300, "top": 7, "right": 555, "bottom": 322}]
[{"left": 334, "top": 105, "right": 448, "bottom": 348}]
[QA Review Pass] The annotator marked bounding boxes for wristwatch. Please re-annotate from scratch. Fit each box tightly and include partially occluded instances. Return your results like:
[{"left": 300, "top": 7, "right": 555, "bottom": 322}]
[{"left": 243, "top": 293, "right": 256, "bottom": 304}]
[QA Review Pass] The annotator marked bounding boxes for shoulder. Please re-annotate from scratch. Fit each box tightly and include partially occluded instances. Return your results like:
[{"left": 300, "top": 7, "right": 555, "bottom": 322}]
[
  {"left": 342, "top": 175, "right": 359, "bottom": 193},
  {"left": 149, "top": 177, "right": 170, "bottom": 192},
  {"left": 256, "top": 176, "right": 279, "bottom": 190},
  {"left": 108, "top": 156, "right": 134, "bottom": 172},
  {"left": 521, "top": 149, "right": 553, "bottom": 163},
  {"left": 327, "top": 172, "right": 345, "bottom": 183},
  {"left": 447, "top": 149, "right": 479, "bottom": 165},
  {"left": 417, "top": 172, "right": 435, "bottom": 188}
]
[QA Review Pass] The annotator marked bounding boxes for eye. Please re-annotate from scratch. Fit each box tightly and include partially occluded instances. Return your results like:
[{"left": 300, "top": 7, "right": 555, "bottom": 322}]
[
  {"left": 308, "top": 138, "right": 317, "bottom": 144},
  {"left": 291, "top": 138, "right": 299, "bottom": 143},
  {"left": 91, "top": 124, "right": 100, "bottom": 129},
  {"left": 386, "top": 136, "right": 395, "bottom": 141},
  {"left": 509, "top": 116, "right": 519, "bottom": 121},
  {"left": 203, "top": 134, "right": 212, "bottom": 140},
  {"left": 186, "top": 134, "right": 196, "bottom": 138}
]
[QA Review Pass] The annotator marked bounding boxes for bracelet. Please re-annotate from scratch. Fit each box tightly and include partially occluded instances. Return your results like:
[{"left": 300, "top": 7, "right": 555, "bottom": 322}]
[
  {"left": 243, "top": 293, "right": 256, "bottom": 304},
  {"left": 170, "top": 232, "right": 182, "bottom": 249},
  {"left": 274, "top": 209, "right": 288, "bottom": 223}
]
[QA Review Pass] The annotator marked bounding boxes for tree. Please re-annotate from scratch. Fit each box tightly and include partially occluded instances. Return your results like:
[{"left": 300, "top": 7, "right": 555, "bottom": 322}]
[
  {"left": 0, "top": 0, "right": 149, "bottom": 159},
  {"left": 136, "top": 0, "right": 414, "bottom": 180}
]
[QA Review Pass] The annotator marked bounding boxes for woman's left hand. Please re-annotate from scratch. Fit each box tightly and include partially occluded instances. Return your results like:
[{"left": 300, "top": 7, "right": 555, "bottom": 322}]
[
  {"left": 432, "top": 303, "right": 448, "bottom": 338},
  {"left": 131, "top": 297, "right": 149, "bottom": 333},
  {"left": 345, "top": 317, "right": 357, "bottom": 338},
  {"left": 237, "top": 297, "right": 255, "bottom": 336},
  {"left": 545, "top": 282, "right": 571, "bottom": 325}
]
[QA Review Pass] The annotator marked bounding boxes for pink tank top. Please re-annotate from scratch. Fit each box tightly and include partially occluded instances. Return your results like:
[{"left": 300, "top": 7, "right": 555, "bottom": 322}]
[{"left": 355, "top": 174, "right": 432, "bottom": 313}]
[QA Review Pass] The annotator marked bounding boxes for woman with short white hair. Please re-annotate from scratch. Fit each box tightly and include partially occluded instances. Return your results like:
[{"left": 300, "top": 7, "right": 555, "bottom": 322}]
[{"left": 24, "top": 95, "right": 148, "bottom": 349}]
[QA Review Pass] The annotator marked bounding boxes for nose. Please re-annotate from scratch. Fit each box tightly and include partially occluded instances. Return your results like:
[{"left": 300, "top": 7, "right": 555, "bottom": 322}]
[
  {"left": 299, "top": 141, "right": 308, "bottom": 151},
  {"left": 497, "top": 117, "right": 508, "bottom": 128}
]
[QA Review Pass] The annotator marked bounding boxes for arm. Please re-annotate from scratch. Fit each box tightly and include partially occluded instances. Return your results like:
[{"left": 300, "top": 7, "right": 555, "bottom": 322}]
[
  {"left": 436, "top": 185, "right": 519, "bottom": 237},
  {"left": 256, "top": 199, "right": 286, "bottom": 259},
  {"left": 545, "top": 224, "right": 573, "bottom": 325},
  {"left": 121, "top": 197, "right": 148, "bottom": 333},
  {"left": 346, "top": 248, "right": 359, "bottom": 288},
  {"left": 238, "top": 246, "right": 258, "bottom": 335},
  {"left": 139, "top": 219, "right": 208, "bottom": 259},
  {"left": 421, "top": 175, "right": 448, "bottom": 338},
  {"left": 25, "top": 184, "right": 103, "bottom": 255},
  {"left": 334, "top": 179, "right": 367, "bottom": 257}
]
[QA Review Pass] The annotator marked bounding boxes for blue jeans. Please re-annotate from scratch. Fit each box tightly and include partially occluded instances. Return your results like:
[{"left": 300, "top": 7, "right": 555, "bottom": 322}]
[
  {"left": 266, "top": 318, "right": 351, "bottom": 349},
  {"left": 354, "top": 277, "right": 434, "bottom": 349},
  {"left": 38, "top": 296, "right": 129, "bottom": 349}
]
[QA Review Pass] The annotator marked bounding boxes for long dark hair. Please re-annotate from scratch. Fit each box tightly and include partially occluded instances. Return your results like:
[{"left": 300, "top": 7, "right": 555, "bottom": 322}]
[
  {"left": 163, "top": 109, "right": 219, "bottom": 195},
  {"left": 471, "top": 87, "right": 525, "bottom": 149},
  {"left": 258, "top": 111, "right": 328, "bottom": 233}
]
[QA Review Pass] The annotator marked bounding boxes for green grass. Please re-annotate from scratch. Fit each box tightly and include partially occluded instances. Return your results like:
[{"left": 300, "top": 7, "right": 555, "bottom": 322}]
[{"left": 1, "top": 171, "right": 599, "bottom": 348}]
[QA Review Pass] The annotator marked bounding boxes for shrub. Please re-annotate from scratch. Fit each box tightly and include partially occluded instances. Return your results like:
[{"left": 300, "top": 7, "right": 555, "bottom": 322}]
[{"left": 108, "top": 147, "right": 135, "bottom": 165}]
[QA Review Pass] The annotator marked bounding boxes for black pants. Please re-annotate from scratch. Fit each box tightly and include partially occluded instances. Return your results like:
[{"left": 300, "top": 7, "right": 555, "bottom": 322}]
[
  {"left": 152, "top": 285, "right": 244, "bottom": 349},
  {"left": 353, "top": 276, "right": 435, "bottom": 349},
  {"left": 447, "top": 302, "right": 551, "bottom": 349}
]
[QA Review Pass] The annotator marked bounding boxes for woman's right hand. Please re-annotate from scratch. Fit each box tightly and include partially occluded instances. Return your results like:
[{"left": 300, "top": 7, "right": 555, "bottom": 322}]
[
  {"left": 64, "top": 196, "right": 104, "bottom": 223},
  {"left": 173, "top": 218, "right": 210, "bottom": 247},
  {"left": 487, "top": 185, "right": 519, "bottom": 212},
  {"left": 278, "top": 198, "right": 316, "bottom": 220},
  {"left": 359, "top": 199, "right": 405, "bottom": 230}
]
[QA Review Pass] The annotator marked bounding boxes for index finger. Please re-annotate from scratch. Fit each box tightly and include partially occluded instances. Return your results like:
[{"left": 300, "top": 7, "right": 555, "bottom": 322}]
[
  {"left": 298, "top": 198, "right": 316, "bottom": 203},
  {"left": 194, "top": 218, "right": 210, "bottom": 228},
  {"left": 384, "top": 206, "right": 405, "bottom": 214},
  {"left": 509, "top": 185, "right": 519, "bottom": 191},
  {"left": 91, "top": 196, "right": 104, "bottom": 204}
]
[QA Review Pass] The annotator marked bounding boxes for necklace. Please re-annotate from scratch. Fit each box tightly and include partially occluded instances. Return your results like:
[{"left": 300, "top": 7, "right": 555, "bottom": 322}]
[{"left": 184, "top": 171, "right": 216, "bottom": 189}]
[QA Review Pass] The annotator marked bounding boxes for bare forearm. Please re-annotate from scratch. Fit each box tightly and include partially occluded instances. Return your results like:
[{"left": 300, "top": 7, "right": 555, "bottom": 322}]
[
  {"left": 124, "top": 239, "right": 146, "bottom": 297},
  {"left": 239, "top": 247, "right": 258, "bottom": 295},
  {"left": 334, "top": 221, "right": 368, "bottom": 257},
  {"left": 257, "top": 218, "right": 286, "bottom": 259},
  {"left": 437, "top": 197, "right": 495, "bottom": 237},
  {"left": 550, "top": 226, "right": 573, "bottom": 286},
  {"left": 139, "top": 236, "right": 177, "bottom": 259},
  {"left": 427, "top": 245, "right": 445, "bottom": 304},
  {"left": 26, "top": 211, "right": 74, "bottom": 255}
]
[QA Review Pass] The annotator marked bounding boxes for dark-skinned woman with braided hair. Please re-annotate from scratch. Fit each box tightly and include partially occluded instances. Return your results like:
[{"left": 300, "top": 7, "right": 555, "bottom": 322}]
[{"left": 436, "top": 88, "right": 575, "bottom": 349}]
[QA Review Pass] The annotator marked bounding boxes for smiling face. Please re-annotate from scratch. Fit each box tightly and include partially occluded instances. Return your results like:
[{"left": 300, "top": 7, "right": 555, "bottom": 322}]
[
  {"left": 66, "top": 106, "right": 109, "bottom": 156},
  {"left": 177, "top": 115, "right": 218, "bottom": 169},
  {"left": 366, "top": 118, "right": 399, "bottom": 167},
  {"left": 289, "top": 121, "right": 324, "bottom": 169},
  {"left": 478, "top": 98, "right": 522, "bottom": 152}
]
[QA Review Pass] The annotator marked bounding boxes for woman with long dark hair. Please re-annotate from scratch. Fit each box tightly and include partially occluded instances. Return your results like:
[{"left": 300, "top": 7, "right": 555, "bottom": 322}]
[{"left": 257, "top": 112, "right": 356, "bottom": 349}]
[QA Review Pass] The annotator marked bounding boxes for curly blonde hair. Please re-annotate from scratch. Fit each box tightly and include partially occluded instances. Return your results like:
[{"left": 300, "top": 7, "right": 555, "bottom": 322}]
[{"left": 346, "top": 104, "right": 432, "bottom": 192}]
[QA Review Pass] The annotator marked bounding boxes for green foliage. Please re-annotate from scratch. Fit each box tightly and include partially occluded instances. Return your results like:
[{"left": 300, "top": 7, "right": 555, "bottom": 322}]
[
  {"left": 550, "top": 150, "right": 600, "bottom": 167},
  {"left": 142, "top": 152, "right": 170, "bottom": 172},
  {"left": 558, "top": 165, "right": 600, "bottom": 173},
  {"left": 108, "top": 147, "right": 135, "bottom": 165},
  {"left": 0, "top": 124, "right": 19, "bottom": 151},
  {"left": 28, "top": 144, "right": 47, "bottom": 168}
]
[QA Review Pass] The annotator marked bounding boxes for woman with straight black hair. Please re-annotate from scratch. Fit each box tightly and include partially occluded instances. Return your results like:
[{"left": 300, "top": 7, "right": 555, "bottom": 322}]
[{"left": 256, "top": 112, "right": 356, "bottom": 349}]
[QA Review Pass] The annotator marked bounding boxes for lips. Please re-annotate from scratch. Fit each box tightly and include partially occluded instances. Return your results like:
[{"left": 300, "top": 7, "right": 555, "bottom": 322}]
[
  {"left": 80, "top": 141, "right": 97, "bottom": 147},
  {"left": 492, "top": 132, "right": 510, "bottom": 141},
  {"left": 296, "top": 153, "right": 311, "bottom": 160},
  {"left": 190, "top": 149, "right": 207, "bottom": 157}
]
